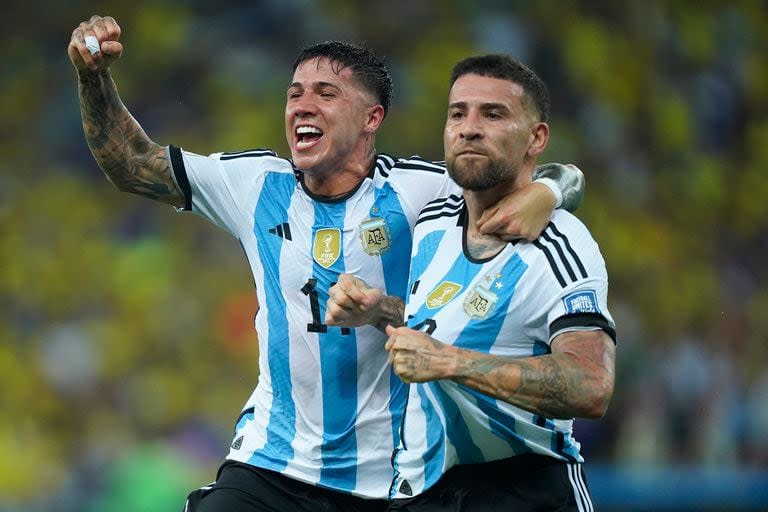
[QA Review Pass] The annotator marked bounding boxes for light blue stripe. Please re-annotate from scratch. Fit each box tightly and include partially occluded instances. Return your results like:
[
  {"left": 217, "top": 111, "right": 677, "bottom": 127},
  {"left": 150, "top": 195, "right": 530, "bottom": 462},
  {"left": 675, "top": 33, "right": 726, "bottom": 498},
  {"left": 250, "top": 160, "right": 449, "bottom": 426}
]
[
  {"left": 375, "top": 182, "right": 412, "bottom": 300},
  {"left": 408, "top": 230, "right": 446, "bottom": 291},
  {"left": 249, "top": 172, "right": 298, "bottom": 470},
  {"left": 406, "top": 251, "right": 484, "bottom": 329},
  {"left": 430, "top": 383, "right": 484, "bottom": 464},
  {"left": 311, "top": 201, "right": 359, "bottom": 491},
  {"left": 419, "top": 383, "right": 447, "bottom": 491},
  {"left": 372, "top": 183, "right": 413, "bottom": 461},
  {"left": 453, "top": 254, "right": 527, "bottom": 352},
  {"left": 451, "top": 255, "right": 531, "bottom": 458}
]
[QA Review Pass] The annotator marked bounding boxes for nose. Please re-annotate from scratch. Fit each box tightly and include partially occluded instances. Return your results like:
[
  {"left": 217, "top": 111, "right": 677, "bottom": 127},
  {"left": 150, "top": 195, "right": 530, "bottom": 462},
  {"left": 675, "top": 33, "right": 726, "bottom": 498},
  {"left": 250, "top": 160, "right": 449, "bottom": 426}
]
[
  {"left": 291, "top": 97, "right": 318, "bottom": 118},
  {"left": 459, "top": 112, "right": 483, "bottom": 141}
]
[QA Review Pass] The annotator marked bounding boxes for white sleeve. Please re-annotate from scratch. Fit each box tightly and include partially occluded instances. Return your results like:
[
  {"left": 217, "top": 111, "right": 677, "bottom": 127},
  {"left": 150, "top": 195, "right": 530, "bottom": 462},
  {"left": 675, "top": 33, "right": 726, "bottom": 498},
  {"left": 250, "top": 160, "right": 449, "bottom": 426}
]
[
  {"left": 385, "top": 157, "right": 460, "bottom": 229},
  {"left": 517, "top": 212, "right": 616, "bottom": 346},
  {"left": 169, "top": 145, "right": 272, "bottom": 238}
]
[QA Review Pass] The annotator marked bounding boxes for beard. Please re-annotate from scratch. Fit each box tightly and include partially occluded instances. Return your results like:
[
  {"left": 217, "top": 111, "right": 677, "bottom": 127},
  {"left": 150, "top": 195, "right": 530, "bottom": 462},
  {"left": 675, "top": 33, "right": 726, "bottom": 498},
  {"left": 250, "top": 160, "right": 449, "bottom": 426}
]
[{"left": 447, "top": 156, "right": 514, "bottom": 191}]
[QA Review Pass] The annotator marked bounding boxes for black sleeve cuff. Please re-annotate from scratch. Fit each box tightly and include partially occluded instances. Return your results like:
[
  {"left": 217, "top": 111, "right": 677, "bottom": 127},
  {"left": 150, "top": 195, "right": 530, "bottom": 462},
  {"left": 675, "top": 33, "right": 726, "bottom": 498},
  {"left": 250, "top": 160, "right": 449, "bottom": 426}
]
[
  {"left": 550, "top": 313, "right": 617, "bottom": 344},
  {"left": 169, "top": 145, "right": 192, "bottom": 211}
]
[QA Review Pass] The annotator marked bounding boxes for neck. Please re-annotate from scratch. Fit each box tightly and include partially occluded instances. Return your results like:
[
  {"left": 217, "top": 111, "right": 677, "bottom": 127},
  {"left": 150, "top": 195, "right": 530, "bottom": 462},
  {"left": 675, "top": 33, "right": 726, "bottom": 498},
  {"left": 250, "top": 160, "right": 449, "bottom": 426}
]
[{"left": 302, "top": 141, "right": 376, "bottom": 197}]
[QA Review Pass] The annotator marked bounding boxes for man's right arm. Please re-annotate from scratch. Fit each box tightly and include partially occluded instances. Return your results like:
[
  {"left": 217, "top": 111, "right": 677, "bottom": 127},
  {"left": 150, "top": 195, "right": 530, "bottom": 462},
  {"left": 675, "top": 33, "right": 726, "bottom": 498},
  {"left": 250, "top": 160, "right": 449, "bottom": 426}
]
[{"left": 70, "top": 15, "right": 184, "bottom": 208}]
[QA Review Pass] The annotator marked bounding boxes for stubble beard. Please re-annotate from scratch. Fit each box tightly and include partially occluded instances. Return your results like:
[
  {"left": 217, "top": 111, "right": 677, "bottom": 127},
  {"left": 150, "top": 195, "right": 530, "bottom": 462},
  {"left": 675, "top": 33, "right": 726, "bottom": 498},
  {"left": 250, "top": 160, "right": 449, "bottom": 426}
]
[{"left": 447, "top": 157, "right": 513, "bottom": 191}]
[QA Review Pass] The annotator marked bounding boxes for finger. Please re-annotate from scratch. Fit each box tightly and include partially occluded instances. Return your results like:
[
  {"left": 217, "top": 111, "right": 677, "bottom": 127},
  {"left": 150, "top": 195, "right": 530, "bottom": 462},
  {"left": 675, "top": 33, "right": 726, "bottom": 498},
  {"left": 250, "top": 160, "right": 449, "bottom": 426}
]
[
  {"left": 100, "top": 40, "right": 123, "bottom": 59},
  {"left": 101, "top": 16, "right": 122, "bottom": 41},
  {"left": 71, "top": 25, "right": 98, "bottom": 70},
  {"left": 343, "top": 283, "right": 371, "bottom": 310},
  {"left": 476, "top": 210, "right": 509, "bottom": 236},
  {"left": 476, "top": 206, "right": 498, "bottom": 229},
  {"left": 329, "top": 287, "right": 356, "bottom": 310},
  {"left": 385, "top": 324, "right": 396, "bottom": 337}
]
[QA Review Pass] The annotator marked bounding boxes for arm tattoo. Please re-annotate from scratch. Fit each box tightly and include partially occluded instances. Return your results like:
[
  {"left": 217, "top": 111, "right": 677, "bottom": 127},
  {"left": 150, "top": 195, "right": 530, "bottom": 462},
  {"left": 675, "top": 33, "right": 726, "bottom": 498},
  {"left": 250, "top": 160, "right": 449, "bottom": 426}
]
[
  {"left": 78, "top": 70, "right": 183, "bottom": 206},
  {"left": 456, "top": 353, "right": 590, "bottom": 419}
]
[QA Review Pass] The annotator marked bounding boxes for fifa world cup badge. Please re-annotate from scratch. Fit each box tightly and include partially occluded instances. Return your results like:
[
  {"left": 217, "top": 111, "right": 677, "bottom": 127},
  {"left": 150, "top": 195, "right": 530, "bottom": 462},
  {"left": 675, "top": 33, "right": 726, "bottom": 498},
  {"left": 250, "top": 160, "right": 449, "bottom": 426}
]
[
  {"left": 313, "top": 228, "right": 341, "bottom": 268},
  {"left": 426, "top": 281, "right": 463, "bottom": 309},
  {"left": 359, "top": 217, "right": 391, "bottom": 255},
  {"left": 463, "top": 281, "right": 499, "bottom": 320}
]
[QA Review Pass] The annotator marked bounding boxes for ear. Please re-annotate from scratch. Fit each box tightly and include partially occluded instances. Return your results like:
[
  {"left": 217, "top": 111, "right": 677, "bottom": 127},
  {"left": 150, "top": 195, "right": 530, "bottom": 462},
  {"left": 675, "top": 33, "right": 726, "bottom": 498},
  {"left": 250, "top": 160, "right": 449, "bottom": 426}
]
[
  {"left": 363, "top": 105, "right": 386, "bottom": 134},
  {"left": 527, "top": 122, "right": 549, "bottom": 157}
]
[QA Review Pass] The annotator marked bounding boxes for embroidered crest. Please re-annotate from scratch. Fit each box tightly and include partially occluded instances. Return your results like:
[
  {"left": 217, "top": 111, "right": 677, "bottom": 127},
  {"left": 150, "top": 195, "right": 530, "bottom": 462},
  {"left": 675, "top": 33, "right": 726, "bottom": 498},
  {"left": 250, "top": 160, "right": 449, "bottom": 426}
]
[
  {"left": 313, "top": 228, "right": 341, "bottom": 268},
  {"left": 463, "top": 284, "right": 499, "bottom": 319},
  {"left": 426, "top": 281, "right": 463, "bottom": 309},
  {"left": 359, "top": 217, "right": 391, "bottom": 255}
]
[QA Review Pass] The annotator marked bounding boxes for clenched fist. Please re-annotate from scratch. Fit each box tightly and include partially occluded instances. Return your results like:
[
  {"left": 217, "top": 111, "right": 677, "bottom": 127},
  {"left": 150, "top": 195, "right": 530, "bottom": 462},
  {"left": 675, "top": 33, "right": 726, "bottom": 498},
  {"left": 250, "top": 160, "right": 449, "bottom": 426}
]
[{"left": 68, "top": 15, "right": 123, "bottom": 72}]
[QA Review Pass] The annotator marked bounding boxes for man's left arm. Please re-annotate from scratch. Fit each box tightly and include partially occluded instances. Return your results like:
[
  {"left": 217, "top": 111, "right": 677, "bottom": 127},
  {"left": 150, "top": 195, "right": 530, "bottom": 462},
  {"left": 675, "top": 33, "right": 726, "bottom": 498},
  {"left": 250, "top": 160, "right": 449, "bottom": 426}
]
[
  {"left": 478, "top": 163, "right": 585, "bottom": 241},
  {"left": 386, "top": 327, "right": 615, "bottom": 420}
]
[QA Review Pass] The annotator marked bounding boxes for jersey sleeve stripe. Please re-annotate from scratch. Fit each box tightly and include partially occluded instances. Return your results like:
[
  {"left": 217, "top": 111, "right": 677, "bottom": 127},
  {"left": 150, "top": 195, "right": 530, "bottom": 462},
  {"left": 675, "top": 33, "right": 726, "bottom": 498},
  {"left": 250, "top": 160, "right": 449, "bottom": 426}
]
[
  {"left": 533, "top": 240, "right": 567, "bottom": 287},
  {"left": 219, "top": 149, "right": 278, "bottom": 161},
  {"left": 549, "top": 313, "right": 617, "bottom": 343},
  {"left": 547, "top": 223, "right": 588, "bottom": 278},
  {"left": 169, "top": 145, "right": 192, "bottom": 211},
  {"left": 415, "top": 209, "right": 462, "bottom": 227},
  {"left": 541, "top": 231, "right": 578, "bottom": 282},
  {"left": 396, "top": 160, "right": 447, "bottom": 174},
  {"left": 419, "top": 199, "right": 463, "bottom": 215}
]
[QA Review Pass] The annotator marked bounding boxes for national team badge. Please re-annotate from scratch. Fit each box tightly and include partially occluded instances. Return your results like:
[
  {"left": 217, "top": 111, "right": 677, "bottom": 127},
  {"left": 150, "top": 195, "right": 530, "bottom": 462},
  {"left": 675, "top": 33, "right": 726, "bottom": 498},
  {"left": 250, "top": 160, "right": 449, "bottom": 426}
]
[
  {"left": 463, "top": 285, "right": 499, "bottom": 320},
  {"left": 313, "top": 228, "right": 341, "bottom": 268},
  {"left": 426, "top": 281, "right": 463, "bottom": 309},
  {"left": 359, "top": 217, "right": 391, "bottom": 255}
]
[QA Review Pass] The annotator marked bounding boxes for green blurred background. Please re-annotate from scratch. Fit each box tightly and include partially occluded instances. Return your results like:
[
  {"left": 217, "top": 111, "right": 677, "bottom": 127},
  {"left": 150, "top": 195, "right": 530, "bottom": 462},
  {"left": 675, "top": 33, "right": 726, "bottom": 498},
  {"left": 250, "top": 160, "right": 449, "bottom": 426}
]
[{"left": 1, "top": 0, "right": 767, "bottom": 510}]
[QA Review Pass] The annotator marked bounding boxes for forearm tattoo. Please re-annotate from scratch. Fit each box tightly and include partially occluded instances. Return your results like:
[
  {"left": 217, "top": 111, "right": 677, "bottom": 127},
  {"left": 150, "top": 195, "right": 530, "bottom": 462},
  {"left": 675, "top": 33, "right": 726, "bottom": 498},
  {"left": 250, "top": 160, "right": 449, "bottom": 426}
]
[
  {"left": 456, "top": 353, "right": 587, "bottom": 419},
  {"left": 78, "top": 70, "right": 181, "bottom": 204}
]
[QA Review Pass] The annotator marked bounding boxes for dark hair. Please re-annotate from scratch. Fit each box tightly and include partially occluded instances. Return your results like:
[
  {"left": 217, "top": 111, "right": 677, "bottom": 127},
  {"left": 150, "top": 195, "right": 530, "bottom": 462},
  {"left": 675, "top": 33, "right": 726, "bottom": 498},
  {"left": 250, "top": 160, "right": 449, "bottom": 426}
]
[
  {"left": 293, "top": 41, "right": 393, "bottom": 117},
  {"left": 450, "top": 55, "right": 550, "bottom": 122}
]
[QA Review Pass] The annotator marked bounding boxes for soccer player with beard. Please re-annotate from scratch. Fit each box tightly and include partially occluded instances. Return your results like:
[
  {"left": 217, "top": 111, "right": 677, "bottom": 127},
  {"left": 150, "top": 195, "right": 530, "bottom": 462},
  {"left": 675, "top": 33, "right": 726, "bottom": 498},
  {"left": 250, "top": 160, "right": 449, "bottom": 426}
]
[{"left": 328, "top": 56, "right": 615, "bottom": 512}]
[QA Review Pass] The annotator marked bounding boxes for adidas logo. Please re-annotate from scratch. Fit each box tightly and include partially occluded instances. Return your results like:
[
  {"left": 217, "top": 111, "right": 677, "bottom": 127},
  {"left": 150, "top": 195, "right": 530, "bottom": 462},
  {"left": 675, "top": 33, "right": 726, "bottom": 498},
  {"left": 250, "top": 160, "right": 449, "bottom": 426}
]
[
  {"left": 231, "top": 436, "right": 243, "bottom": 450},
  {"left": 268, "top": 223, "right": 292, "bottom": 240},
  {"left": 399, "top": 479, "right": 413, "bottom": 496}
]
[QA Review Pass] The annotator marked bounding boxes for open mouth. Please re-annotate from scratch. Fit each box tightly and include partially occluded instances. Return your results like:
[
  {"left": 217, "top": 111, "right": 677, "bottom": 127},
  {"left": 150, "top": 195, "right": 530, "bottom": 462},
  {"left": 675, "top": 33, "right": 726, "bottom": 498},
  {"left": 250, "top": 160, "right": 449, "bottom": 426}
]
[{"left": 296, "top": 125, "right": 324, "bottom": 149}]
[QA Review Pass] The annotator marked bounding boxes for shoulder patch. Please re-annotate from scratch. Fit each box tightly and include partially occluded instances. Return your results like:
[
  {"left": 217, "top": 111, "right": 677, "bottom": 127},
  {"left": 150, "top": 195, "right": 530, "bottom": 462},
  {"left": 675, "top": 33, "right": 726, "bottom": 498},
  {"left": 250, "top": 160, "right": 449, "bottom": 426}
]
[{"left": 562, "top": 290, "right": 600, "bottom": 314}]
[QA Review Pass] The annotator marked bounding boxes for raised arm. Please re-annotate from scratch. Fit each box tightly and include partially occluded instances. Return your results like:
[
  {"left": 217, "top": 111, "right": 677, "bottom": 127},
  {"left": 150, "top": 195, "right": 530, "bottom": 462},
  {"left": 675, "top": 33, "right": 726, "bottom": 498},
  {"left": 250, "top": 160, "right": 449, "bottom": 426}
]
[
  {"left": 477, "top": 163, "right": 585, "bottom": 241},
  {"left": 69, "top": 15, "right": 184, "bottom": 207},
  {"left": 386, "top": 327, "right": 615, "bottom": 420}
]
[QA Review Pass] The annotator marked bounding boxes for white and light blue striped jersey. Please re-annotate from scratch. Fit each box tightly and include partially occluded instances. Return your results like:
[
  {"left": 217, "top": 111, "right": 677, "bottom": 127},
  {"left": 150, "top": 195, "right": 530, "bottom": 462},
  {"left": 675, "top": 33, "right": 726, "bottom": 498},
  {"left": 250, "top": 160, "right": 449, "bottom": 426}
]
[
  {"left": 390, "top": 196, "right": 616, "bottom": 499},
  {"left": 168, "top": 146, "right": 457, "bottom": 498}
]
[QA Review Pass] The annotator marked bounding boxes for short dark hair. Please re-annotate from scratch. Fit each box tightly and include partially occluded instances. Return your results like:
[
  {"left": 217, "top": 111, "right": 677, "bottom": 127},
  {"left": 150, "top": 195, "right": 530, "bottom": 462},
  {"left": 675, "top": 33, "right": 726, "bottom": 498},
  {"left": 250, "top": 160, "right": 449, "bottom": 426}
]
[
  {"left": 293, "top": 41, "right": 393, "bottom": 117},
  {"left": 450, "top": 55, "right": 550, "bottom": 123}
]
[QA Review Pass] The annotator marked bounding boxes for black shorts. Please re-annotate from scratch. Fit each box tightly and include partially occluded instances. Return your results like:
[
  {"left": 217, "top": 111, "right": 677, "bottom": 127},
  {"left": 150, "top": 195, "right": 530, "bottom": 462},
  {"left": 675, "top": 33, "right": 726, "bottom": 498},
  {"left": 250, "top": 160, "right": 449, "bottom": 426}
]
[
  {"left": 389, "top": 455, "right": 593, "bottom": 512},
  {"left": 183, "top": 461, "right": 389, "bottom": 512}
]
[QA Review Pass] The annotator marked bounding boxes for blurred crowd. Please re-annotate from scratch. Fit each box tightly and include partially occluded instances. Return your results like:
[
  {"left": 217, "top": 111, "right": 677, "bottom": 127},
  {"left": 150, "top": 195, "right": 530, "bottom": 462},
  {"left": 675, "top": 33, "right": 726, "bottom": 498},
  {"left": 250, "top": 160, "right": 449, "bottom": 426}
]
[{"left": 1, "top": 1, "right": 766, "bottom": 510}]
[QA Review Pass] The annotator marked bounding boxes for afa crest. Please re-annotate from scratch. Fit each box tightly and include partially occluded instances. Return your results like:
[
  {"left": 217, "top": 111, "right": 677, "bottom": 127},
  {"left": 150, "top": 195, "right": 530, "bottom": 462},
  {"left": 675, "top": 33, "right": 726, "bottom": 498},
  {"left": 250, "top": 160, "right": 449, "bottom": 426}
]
[
  {"left": 359, "top": 217, "right": 391, "bottom": 255},
  {"left": 426, "top": 281, "right": 463, "bottom": 309},
  {"left": 313, "top": 228, "right": 341, "bottom": 268},
  {"left": 463, "top": 285, "right": 499, "bottom": 320}
]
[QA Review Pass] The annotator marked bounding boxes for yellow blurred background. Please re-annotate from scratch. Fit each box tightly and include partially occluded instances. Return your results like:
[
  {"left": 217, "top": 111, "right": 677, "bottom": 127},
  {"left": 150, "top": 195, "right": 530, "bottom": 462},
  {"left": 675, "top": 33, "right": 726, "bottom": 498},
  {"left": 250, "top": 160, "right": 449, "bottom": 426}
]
[{"left": 1, "top": 1, "right": 767, "bottom": 510}]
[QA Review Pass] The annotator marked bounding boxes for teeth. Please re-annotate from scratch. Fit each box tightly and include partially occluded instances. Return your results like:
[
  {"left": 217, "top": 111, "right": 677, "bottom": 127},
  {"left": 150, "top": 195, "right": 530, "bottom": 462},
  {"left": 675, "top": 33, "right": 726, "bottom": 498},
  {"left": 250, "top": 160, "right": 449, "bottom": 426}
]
[{"left": 296, "top": 126, "right": 322, "bottom": 135}]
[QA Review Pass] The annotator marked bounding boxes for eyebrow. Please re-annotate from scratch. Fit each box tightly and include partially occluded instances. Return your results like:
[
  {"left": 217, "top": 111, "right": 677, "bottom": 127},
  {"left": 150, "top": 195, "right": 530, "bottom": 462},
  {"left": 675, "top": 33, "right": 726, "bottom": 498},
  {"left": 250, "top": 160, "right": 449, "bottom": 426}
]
[
  {"left": 288, "top": 81, "right": 343, "bottom": 92},
  {"left": 448, "top": 101, "right": 510, "bottom": 112}
]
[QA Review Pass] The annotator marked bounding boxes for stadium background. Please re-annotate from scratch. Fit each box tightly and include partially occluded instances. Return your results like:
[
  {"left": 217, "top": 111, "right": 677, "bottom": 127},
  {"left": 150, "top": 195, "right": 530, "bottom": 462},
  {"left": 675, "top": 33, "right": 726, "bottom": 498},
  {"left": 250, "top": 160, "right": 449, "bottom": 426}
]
[{"left": 1, "top": 0, "right": 767, "bottom": 510}]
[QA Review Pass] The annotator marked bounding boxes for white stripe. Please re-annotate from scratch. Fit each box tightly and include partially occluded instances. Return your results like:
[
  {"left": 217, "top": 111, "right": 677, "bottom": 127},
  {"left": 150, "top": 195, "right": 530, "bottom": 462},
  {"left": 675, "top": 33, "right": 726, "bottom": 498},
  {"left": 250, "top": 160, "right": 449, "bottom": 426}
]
[
  {"left": 567, "top": 464, "right": 586, "bottom": 512},
  {"left": 575, "top": 465, "right": 594, "bottom": 512},
  {"left": 567, "top": 464, "right": 593, "bottom": 512}
]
